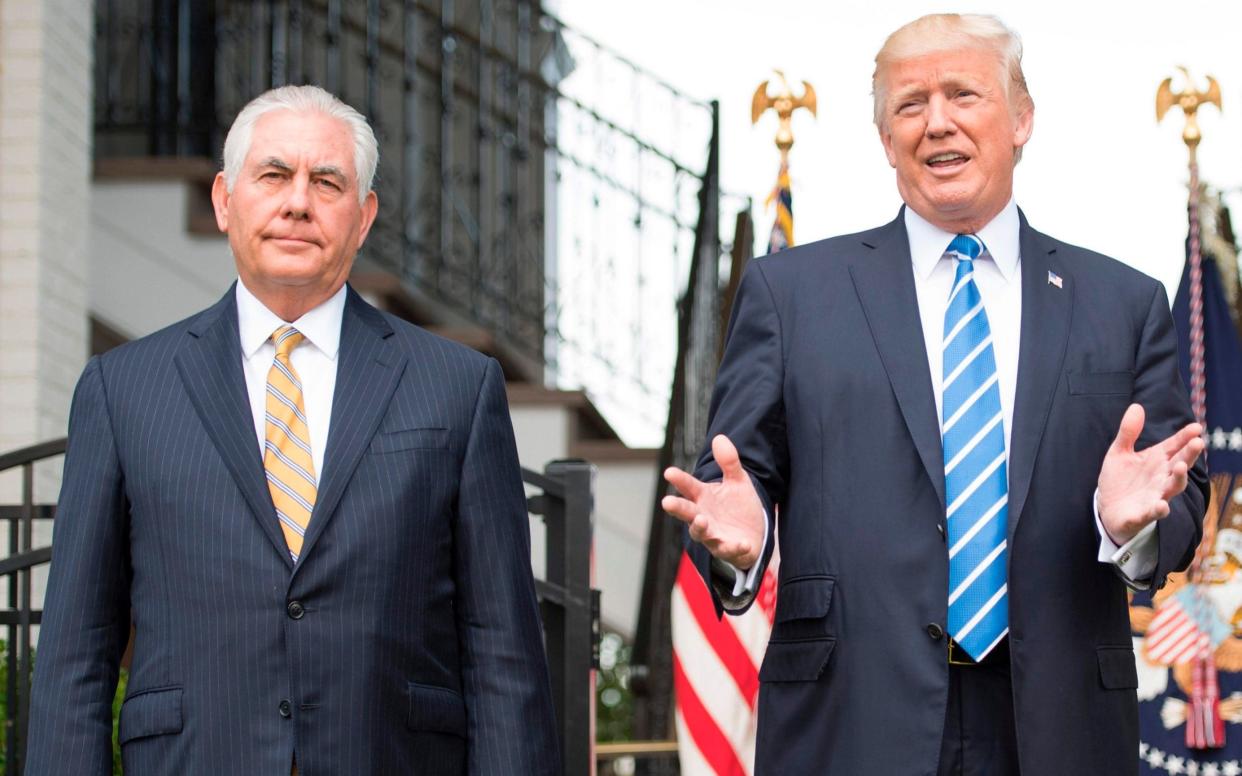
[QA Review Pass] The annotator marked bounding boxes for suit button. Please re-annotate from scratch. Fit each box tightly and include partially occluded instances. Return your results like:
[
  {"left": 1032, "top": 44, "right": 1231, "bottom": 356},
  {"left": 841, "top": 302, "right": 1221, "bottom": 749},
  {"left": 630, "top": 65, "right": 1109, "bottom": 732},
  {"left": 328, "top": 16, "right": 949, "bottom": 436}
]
[
  {"left": 278, "top": 699, "right": 292, "bottom": 718},
  {"left": 287, "top": 600, "right": 305, "bottom": 620},
  {"left": 936, "top": 524, "right": 946, "bottom": 541},
  {"left": 926, "top": 623, "right": 944, "bottom": 640}
]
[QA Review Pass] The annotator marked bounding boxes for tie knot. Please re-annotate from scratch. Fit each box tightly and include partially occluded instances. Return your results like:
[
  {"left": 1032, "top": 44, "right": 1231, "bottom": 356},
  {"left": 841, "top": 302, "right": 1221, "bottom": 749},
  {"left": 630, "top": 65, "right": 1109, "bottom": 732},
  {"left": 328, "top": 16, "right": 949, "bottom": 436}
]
[
  {"left": 272, "top": 326, "right": 305, "bottom": 358},
  {"left": 947, "top": 233, "right": 984, "bottom": 261}
]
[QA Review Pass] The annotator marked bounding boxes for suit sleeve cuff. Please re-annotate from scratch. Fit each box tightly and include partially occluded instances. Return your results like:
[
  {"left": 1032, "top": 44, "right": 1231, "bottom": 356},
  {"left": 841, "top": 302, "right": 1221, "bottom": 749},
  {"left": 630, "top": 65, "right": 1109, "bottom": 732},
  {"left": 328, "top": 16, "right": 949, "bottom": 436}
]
[{"left": 1094, "top": 489, "right": 1158, "bottom": 590}]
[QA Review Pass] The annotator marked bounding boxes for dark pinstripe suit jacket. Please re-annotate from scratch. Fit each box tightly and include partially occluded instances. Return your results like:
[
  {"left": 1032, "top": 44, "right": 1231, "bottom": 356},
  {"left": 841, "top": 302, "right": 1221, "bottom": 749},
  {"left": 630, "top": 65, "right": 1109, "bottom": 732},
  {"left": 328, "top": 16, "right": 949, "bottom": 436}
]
[{"left": 27, "top": 285, "right": 559, "bottom": 775}]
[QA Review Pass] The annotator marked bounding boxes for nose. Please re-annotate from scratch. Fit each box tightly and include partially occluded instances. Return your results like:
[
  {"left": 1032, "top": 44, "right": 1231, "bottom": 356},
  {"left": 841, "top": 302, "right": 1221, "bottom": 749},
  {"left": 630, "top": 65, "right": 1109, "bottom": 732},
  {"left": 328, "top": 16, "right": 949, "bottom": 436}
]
[
  {"left": 282, "top": 174, "right": 311, "bottom": 220},
  {"left": 925, "top": 94, "right": 956, "bottom": 138}
]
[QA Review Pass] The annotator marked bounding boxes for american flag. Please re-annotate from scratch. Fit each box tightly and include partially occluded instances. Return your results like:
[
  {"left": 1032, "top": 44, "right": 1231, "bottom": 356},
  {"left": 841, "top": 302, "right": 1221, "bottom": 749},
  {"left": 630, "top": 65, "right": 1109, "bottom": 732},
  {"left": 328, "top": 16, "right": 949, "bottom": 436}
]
[
  {"left": 672, "top": 551, "right": 778, "bottom": 774},
  {"left": 672, "top": 151, "right": 795, "bottom": 774}
]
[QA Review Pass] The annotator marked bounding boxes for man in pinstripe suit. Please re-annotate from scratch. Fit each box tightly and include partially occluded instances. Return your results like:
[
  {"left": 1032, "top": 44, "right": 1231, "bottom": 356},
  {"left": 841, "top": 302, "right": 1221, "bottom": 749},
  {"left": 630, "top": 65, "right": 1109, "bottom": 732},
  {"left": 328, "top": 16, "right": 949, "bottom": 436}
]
[{"left": 27, "top": 85, "right": 559, "bottom": 775}]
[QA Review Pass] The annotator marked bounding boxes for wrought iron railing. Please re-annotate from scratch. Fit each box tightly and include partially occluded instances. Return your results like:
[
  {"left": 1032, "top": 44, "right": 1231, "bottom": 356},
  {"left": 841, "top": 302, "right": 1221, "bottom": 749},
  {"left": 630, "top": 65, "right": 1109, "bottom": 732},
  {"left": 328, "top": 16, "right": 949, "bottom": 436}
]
[
  {"left": 0, "top": 440, "right": 62, "bottom": 775},
  {"left": 0, "top": 440, "right": 596, "bottom": 776},
  {"left": 93, "top": 0, "right": 722, "bottom": 446}
]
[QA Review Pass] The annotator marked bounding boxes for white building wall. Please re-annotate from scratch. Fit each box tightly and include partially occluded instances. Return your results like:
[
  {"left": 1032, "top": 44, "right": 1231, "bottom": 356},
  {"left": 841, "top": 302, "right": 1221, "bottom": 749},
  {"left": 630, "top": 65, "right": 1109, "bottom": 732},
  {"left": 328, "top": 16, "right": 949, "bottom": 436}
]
[
  {"left": 0, "top": 0, "right": 93, "bottom": 461},
  {"left": 0, "top": 0, "right": 94, "bottom": 613}
]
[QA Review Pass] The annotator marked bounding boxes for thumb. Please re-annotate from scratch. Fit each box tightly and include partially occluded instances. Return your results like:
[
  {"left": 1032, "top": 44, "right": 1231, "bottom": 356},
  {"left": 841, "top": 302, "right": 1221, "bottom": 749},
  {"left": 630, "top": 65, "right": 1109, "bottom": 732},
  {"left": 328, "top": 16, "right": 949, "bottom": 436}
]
[
  {"left": 712, "top": 434, "right": 745, "bottom": 482},
  {"left": 1111, "top": 403, "right": 1145, "bottom": 454}
]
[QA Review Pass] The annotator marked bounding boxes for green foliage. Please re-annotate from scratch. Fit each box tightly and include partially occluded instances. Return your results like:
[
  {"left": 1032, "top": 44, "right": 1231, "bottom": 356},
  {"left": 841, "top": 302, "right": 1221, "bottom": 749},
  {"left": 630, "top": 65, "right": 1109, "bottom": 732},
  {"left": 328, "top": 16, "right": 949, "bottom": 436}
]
[
  {"left": 112, "top": 668, "right": 128, "bottom": 774},
  {"left": 595, "top": 631, "right": 633, "bottom": 742}
]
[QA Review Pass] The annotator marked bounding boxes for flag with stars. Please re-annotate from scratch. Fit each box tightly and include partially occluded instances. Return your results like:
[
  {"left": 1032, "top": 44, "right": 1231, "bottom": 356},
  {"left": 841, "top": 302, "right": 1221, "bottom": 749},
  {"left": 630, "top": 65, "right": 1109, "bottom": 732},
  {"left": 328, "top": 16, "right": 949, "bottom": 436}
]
[
  {"left": 765, "top": 161, "right": 793, "bottom": 254},
  {"left": 1132, "top": 199, "right": 1242, "bottom": 775}
]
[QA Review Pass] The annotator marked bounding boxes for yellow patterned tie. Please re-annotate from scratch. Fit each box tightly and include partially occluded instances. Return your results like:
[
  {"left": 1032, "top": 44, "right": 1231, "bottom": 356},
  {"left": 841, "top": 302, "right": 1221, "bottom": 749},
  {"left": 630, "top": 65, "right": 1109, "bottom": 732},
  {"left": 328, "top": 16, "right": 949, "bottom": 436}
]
[{"left": 264, "top": 326, "right": 317, "bottom": 562}]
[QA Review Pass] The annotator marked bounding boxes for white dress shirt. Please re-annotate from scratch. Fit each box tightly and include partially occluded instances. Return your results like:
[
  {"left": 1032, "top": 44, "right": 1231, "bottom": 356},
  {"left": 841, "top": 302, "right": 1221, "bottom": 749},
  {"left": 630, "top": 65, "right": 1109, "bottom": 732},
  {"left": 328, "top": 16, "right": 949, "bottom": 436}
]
[
  {"left": 727, "top": 202, "right": 1156, "bottom": 596},
  {"left": 236, "top": 280, "right": 346, "bottom": 481}
]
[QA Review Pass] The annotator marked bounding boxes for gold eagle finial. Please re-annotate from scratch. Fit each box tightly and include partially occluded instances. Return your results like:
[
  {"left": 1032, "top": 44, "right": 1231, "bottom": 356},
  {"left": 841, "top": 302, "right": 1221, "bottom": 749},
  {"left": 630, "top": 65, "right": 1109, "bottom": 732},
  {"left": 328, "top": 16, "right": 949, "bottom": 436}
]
[
  {"left": 752, "top": 70, "right": 817, "bottom": 158},
  {"left": 1157, "top": 66, "right": 1222, "bottom": 154}
]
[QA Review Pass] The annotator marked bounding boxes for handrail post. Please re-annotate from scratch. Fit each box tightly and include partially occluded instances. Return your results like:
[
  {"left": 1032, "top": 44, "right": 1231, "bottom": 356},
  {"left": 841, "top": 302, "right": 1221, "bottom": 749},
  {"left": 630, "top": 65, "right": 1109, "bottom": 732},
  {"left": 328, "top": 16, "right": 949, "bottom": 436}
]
[{"left": 544, "top": 459, "right": 595, "bottom": 776}]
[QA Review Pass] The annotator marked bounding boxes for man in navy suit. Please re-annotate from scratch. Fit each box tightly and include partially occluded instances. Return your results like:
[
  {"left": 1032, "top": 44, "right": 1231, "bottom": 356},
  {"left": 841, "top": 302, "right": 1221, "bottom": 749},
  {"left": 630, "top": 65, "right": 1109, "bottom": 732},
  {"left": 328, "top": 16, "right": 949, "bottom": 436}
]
[
  {"left": 663, "top": 14, "right": 1209, "bottom": 775},
  {"left": 28, "top": 85, "right": 558, "bottom": 775}
]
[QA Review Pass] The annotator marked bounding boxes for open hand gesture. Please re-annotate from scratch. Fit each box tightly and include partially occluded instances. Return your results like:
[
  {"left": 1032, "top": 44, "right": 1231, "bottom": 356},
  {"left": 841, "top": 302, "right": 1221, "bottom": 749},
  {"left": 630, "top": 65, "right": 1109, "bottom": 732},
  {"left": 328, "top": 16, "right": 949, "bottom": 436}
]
[
  {"left": 1097, "top": 403, "right": 1205, "bottom": 545},
  {"left": 662, "top": 434, "right": 765, "bottom": 569}
]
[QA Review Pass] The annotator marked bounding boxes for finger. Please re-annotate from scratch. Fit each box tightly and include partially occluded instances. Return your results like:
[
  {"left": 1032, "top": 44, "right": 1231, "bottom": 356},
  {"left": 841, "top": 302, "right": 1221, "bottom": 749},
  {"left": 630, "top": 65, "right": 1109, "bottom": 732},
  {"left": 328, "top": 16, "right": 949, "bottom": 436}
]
[
  {"left": 1155, "top": 422, "right": 1205, "bottom": 459},
  {"left": 1111, "top": 404, "right": 1144, "bottom": 454},
  {"left": 688, "top": 514, "right": 711, "bottom": 544},
  {"left": 1150, "top": 499, "right": 1171, "bottom": 521},
  {"left": 1160, "top": 461, "right": 1190, "bottom": 501},
  {"left": 712, "top": 434, "right": 746, "bottom": 483},
  {"left": 664, "top": 466, "right": 704, "bottom": 500},
  {"left": 1167, "top": 433, "right": 1206, "bottom": 469},
  {"left": 662, "top": 495, "right": 700, "bottom": 523}
]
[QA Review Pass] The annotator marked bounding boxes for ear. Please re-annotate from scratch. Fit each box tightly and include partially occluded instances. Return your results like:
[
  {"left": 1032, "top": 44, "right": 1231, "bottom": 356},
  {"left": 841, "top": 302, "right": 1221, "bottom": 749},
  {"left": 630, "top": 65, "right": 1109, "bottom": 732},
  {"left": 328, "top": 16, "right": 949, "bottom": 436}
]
[
  {"left": 356, "top": 190, "right": 379, "bottom": 248},
  {"left": 879, "top": 124, "right": 898, "bottom": 169},
  {"left": 1012, "top": 103, "right": 1034, "bottom": 152},
  {"left": 210, "top": 173, "right": 231, "bottom": 233}
]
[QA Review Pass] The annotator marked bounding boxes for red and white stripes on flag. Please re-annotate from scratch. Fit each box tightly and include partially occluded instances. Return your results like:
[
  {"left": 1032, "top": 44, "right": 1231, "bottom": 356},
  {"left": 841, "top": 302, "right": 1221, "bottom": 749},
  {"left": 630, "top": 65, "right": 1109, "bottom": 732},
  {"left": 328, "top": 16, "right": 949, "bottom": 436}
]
[
  {"left": 672, "top": 549, "right": 779, "bottom": 775},
  {"left": 1146, "top": 597, "right": 1210, "bottom": 666}
]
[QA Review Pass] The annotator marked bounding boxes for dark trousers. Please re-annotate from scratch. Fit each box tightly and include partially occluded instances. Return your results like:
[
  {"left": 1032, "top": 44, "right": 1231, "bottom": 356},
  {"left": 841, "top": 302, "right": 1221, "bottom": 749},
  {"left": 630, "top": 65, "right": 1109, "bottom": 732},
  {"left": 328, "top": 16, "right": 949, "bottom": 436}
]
[{"left": 937, "top": 639, "right": 1020, "bottom": 776}]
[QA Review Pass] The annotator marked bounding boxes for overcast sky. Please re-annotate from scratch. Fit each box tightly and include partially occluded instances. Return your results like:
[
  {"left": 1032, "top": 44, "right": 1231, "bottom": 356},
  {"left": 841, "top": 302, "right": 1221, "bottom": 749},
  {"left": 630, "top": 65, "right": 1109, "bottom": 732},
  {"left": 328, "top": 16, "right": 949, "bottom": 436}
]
[{"left": 552, "top": 0, "right": 1242, "bottom": 297}]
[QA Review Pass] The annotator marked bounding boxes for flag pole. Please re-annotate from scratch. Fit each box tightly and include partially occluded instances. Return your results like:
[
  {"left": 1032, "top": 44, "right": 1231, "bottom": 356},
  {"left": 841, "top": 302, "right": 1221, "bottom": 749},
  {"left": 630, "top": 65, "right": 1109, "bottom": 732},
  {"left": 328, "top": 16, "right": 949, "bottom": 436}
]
[
  {"left": 1157, "top": 67, "right": 1223, "bottom": 750},
  {"left": 752, "top": 71, "right": 816, "bottom": 252}
]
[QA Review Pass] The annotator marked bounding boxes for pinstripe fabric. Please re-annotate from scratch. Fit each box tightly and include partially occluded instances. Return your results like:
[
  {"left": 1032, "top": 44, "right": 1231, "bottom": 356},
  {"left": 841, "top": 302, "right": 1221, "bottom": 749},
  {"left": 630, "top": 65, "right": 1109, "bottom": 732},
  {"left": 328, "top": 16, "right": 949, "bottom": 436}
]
[
  {"left": 264, "top": 326, "right": 316, "bottom": 562},
  {"left": 27, "top": 285, "right": 560, "bottom": 775}
]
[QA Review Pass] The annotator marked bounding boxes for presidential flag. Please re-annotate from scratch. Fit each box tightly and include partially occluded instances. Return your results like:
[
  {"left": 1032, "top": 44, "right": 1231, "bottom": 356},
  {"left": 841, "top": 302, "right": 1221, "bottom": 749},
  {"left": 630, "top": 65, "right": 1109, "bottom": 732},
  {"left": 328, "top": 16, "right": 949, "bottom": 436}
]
[
  {"left": 766, "top": 161, "right": 793, "bottom": 254},
  {"left": 1132, "top": 198, "right": 1242, "bottom": 774}
]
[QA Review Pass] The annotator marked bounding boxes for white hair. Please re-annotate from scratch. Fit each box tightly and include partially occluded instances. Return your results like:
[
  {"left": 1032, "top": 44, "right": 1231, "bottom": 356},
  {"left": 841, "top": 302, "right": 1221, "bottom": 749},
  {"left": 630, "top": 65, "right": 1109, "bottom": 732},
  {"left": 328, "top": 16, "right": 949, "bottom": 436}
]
[
  {"left": 221, "top": 85, "right": 378, "bottom": 204},
  {"left": 872, "top": 13, "right": 1033, "bottom": 130}
]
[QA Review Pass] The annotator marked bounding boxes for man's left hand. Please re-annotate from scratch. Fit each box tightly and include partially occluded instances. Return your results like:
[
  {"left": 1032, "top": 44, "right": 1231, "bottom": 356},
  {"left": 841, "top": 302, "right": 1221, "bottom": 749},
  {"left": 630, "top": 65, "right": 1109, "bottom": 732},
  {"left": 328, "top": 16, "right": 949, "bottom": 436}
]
[{"left": 1097, "top": 403, "right": 1205, "bottom": 545}]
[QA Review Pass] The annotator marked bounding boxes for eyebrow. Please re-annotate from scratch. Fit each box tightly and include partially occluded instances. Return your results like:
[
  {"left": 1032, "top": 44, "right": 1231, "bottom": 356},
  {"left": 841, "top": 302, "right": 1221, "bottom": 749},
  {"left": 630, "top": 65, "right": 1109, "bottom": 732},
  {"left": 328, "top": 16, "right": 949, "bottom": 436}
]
[
  {"left": 256, "top": 156, "right": 294, "bottom": 172},
  {"left": 310, "top": 165, "right": 348, "bottom": 185}
]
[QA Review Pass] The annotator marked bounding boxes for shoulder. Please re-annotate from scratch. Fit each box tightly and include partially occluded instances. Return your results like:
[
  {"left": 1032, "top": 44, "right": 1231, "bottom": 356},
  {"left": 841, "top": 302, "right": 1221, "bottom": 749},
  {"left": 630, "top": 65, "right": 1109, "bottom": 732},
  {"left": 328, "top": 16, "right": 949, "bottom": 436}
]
[
  {"left": 749, "top": 221, "right": 897, "bottom": 282},
  {"left": 94, "top": 297, "right": 229, "bottom": 375},
  {"left": 1026, "top": 224, "right": 1164, "bottom": 303},
  {"left": 378, "top": 311, "right": 493, "bottom": 371}
]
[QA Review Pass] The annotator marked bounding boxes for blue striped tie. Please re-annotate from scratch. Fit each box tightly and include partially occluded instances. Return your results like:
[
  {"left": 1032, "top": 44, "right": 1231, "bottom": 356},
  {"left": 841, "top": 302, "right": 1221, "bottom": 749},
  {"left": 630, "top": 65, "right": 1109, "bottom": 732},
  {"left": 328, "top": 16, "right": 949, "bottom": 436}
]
[{"left": 942, "top": 234, "right": 1008, "bottom": 661}]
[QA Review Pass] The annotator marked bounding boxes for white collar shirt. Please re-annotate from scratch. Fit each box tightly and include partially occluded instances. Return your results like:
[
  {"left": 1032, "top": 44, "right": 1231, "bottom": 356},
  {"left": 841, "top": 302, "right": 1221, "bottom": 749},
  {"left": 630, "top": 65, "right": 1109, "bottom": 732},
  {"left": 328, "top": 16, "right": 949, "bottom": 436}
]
[
  {"left": 905, "top": 199, "right": 1022, "bottom": 458},
  {"left": 236, "top": 279, "right": 346, "bottom": 481}
]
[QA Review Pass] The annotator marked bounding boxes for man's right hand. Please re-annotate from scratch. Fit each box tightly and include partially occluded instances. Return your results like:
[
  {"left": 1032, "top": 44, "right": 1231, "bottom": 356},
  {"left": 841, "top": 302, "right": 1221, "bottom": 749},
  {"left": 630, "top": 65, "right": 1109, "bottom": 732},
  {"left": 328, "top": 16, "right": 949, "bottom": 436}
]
[{"left": 662, "top": 434, "right": 765, "bottom": 569}]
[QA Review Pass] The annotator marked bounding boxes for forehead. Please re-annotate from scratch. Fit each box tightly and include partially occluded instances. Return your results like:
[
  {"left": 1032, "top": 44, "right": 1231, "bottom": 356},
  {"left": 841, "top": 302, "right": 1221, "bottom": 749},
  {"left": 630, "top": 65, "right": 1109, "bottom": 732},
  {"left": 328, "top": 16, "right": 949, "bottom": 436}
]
[
  {"left": 885, "top": 47, "right": 1004, "bottom": 97},
  {"left": 245, "top": 110, "right": 356, "bottom": 174}
]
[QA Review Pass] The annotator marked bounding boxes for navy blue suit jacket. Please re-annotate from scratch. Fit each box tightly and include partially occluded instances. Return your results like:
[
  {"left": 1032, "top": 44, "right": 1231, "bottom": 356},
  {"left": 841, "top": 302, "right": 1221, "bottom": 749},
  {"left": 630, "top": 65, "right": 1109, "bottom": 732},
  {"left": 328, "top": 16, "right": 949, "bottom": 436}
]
[
  {"left": 27, "top": 286, "right": 559, "bottom": 775},
  {"left": 690, "top": 212, "right": 1208, "bottom": 775}
]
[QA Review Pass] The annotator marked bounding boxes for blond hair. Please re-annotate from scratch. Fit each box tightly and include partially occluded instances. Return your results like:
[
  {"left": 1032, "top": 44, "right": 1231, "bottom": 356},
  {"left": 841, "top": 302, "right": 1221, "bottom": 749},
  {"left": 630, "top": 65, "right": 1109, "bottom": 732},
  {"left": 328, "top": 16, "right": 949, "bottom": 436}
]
[{"left": 872, "top": 14, "right": 1032, "bottom": 129}]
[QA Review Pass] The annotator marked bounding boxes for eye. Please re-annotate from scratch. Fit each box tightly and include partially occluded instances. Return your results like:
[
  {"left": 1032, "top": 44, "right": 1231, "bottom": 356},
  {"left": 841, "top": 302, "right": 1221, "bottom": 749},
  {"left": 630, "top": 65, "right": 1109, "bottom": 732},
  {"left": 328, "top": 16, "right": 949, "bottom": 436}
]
[
  {"left": 315, "top": 178, "right": 341, "bottom": 191},
  {"left": 259, "top": 170, "right": 285, "bottom": 181}
]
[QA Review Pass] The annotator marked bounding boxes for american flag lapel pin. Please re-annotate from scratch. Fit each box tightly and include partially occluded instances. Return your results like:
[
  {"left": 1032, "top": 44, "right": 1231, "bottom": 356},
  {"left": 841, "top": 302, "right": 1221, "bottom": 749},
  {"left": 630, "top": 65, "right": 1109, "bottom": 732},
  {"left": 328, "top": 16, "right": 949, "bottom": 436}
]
[{"left": 1047, "top": 270, "right": 1063, "bottom": 289}]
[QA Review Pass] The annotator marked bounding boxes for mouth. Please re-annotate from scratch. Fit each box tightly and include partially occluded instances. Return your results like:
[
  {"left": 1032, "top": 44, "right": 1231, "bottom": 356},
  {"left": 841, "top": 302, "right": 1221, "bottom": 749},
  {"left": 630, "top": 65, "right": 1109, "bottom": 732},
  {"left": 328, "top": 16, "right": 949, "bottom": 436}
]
[
  {"left": 266, "top": 235, "right": 321, "bottom": 248},
  {"left": 924, "top": 151, "right": 970, "bottom": 172}
]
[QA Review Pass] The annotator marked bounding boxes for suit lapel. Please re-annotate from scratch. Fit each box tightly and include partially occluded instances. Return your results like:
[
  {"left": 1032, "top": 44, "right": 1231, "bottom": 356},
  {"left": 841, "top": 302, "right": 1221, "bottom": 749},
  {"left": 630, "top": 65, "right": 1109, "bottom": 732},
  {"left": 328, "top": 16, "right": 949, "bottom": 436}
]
[
  {"left": 1007, "top": 213, "right": 1072, "bottom": 540},
  {"left": 850, "top": 213, "right": 946, "bottom": 509},
  {"left": 174, "top": 286, "right": 293, "bottom": 568},
  {"left": 294, "top": 288, "right": 407, "bottom": 569}
]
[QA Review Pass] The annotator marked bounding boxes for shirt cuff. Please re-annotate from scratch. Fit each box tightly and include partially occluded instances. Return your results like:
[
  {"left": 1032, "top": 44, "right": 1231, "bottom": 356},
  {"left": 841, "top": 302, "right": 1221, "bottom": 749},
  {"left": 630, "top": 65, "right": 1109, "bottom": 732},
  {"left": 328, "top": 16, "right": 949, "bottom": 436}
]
[
  {"left": 1094, "top": 489, "right": 1158, "bottom": 589},
  {"left": 724, "top": 509, "right": 770, "bottom": 597}
]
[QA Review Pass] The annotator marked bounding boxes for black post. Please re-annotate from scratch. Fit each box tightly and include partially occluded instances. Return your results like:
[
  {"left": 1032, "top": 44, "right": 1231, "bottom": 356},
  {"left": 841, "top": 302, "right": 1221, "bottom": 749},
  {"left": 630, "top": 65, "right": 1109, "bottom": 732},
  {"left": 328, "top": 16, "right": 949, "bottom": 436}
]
[
  {"left": 631, "top": 100, "right": 721, "bottom": 775},
  {"left": 544, "top": 459, "right": 595, "bottom": 776},
  {"left": 149, "top": 0, "right": 178, "bottom": 155}
]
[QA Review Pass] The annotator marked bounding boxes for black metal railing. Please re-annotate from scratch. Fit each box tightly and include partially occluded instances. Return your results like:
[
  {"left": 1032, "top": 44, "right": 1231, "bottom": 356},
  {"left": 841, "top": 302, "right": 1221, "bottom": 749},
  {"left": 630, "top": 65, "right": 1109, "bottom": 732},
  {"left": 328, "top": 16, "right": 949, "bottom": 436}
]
[
  {"left": 93, "top": 0, "right": 721, "bottom": 445},
  {"left": 0, "top": 441, "right": 596, "bottom": 776},
  {"left": 0, "top": 439, "right": 63, "bottom": 775}
]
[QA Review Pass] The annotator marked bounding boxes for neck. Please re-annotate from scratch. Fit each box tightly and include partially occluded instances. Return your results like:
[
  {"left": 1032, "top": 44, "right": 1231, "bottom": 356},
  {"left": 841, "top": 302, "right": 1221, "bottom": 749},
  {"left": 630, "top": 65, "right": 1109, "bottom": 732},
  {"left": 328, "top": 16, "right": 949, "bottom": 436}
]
[{"left": 242, "top": 280, "right": 344, "bottom": 322}]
